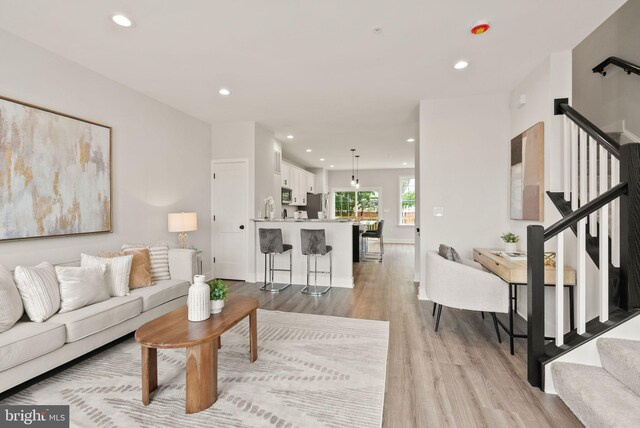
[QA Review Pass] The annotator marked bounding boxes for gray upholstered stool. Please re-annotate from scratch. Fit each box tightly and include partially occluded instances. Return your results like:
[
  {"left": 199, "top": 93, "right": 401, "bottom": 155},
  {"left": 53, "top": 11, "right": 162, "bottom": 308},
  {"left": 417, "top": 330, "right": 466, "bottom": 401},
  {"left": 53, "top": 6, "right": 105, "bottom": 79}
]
[
  {"left": 300, "top": 229, "right": 332, "bottom": 295},
  {"left": 259, "top": 228, "right": 292, "bottom": 293}
]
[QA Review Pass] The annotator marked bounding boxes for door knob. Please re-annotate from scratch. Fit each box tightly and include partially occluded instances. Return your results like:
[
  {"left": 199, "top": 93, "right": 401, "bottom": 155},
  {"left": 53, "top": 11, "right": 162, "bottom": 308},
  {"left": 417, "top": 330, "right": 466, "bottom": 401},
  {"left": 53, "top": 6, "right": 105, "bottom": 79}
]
[{"left": 239, "top": 225, "right": 245, "bottom": 230}]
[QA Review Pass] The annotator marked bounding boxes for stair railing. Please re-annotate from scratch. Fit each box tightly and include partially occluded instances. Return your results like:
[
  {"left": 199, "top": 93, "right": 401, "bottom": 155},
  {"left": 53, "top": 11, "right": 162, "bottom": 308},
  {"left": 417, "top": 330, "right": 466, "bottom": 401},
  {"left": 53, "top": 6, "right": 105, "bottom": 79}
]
[
  {"left": 592, "top": 56, "right": 640, "bottom": 78},
  {"left": 527, "top": 99, "right": 640, "bottom": 388}
]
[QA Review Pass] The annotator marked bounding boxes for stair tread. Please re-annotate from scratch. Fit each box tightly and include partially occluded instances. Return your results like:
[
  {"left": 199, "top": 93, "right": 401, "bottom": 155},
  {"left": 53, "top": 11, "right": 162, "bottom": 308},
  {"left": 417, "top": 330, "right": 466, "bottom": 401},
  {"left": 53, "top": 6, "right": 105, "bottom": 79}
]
[
  {"left": 552, "top": 362, "right": 640, "bottom": 428},
  {"left": 598, "top": 338, "right": 640, "bottom": 397}
]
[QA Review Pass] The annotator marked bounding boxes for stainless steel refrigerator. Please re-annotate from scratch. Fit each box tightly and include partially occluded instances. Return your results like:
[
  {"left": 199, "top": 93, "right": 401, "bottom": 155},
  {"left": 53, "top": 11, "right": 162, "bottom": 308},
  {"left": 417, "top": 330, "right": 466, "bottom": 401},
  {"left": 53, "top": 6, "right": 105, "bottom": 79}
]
[{"left": 305, "top": 193, "right": 328, "bottom": 219}]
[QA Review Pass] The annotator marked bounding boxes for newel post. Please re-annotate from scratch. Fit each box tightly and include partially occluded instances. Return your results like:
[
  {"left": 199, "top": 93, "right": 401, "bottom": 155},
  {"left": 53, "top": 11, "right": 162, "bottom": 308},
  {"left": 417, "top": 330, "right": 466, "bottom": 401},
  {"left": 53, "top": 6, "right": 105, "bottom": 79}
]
[
  {"left": 619, "top": 143, "right": 640, "bottom": 311},
  {"left": 527, "top": 225, "right": 545, "bottom": 387}
]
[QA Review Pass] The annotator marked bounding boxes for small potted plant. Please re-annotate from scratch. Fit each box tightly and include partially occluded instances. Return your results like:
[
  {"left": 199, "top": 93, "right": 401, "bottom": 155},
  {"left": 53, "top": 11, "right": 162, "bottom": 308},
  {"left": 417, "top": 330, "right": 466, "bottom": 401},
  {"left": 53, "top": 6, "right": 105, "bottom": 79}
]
[
  {"left": 208, "top": 279, "right": 228, "bottom": 314},
  {"left": 501, "top": 232, "right": 520, "bottom": 252}
]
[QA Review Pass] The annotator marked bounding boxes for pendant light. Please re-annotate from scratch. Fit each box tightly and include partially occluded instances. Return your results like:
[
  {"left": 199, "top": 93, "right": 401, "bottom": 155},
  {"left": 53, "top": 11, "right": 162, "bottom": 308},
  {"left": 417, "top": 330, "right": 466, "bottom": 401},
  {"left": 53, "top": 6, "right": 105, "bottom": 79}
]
[
  {"left": 355, "top": 155, "right": 360, "bottom": 189},
  {"left": 350, "top": 149, "right": 356, "bottom": 186}
]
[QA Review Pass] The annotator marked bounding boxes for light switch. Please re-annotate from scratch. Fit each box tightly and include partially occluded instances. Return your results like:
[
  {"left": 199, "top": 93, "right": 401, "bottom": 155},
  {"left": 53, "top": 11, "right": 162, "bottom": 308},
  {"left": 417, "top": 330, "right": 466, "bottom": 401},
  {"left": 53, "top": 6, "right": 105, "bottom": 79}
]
[{"left": 433, "top": 207, "right": 444, "bottom": 217}]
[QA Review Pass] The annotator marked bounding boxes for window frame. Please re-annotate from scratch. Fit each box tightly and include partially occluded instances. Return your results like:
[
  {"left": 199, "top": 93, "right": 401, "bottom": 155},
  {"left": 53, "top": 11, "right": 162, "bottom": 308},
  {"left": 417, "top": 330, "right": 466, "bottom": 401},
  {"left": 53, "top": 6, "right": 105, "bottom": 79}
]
[
  {"left": 398, "top": 175, "right": 416, "bottom": 227},
  {"left": 330, "top": 187, "right": 383, "bottom": 221}
]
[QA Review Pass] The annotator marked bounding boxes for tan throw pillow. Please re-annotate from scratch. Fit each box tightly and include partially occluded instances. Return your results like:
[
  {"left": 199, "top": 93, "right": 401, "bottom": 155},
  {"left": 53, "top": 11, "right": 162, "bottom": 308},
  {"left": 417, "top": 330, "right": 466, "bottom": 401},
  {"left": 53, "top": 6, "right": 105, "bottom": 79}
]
[{"left": 100, "top": 249, "right": 153, "bottom": 289}]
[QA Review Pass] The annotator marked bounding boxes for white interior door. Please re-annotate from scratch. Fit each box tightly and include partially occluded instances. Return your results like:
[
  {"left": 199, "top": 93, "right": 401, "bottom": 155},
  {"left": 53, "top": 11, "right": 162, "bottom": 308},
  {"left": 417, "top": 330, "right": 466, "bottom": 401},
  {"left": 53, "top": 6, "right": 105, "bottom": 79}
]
[{"left": 212, "top": 160, "right": 248, "bottom": 280}]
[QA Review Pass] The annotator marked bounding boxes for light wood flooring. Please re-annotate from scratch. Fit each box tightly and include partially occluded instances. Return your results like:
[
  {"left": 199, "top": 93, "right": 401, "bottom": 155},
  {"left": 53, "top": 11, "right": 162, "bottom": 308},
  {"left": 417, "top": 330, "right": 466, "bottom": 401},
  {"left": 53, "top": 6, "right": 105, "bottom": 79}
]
[{"left": 228, "top": 244, "right": 582, "bottom": 428}]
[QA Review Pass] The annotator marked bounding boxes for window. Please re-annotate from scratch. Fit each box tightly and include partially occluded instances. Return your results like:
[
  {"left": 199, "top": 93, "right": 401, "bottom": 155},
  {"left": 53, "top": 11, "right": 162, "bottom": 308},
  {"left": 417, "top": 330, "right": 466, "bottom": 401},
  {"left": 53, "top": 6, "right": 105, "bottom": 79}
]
[
  {"left": 399, "top": 176, "right": 415, "bottom": 225},
  {"left": 334, "top": 190, "right": 380, "bottom": 221}
]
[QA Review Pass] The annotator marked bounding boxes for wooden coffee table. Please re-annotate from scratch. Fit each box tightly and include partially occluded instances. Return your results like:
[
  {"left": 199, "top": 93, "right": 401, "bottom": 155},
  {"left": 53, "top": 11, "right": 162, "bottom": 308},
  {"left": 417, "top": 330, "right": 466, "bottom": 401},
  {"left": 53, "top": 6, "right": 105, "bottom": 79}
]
[{"left": 135, "top": 295, "right": 259, "bottom": 414}]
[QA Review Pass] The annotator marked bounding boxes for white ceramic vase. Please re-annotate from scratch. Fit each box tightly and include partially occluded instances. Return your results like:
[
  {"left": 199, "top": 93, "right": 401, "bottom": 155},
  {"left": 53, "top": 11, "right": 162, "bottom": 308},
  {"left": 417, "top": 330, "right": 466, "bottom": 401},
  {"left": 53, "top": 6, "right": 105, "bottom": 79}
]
[
  {"left": 210, "top": 299, "right": 225, "bottom": 314},
  {"left": 505, "top": 242, "right": 518, "bottom": 252},
  {"left": 187, "top": 275, "right": 210, "bottom": 322}
]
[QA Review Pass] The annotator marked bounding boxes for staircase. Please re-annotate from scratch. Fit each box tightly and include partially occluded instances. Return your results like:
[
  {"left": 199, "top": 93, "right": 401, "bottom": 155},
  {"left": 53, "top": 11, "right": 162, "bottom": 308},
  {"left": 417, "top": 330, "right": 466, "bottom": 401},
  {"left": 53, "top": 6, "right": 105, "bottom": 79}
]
[
  {"left": 525, "top": 96, "right": 640, "bottom": 389},
  {"left": 552, "top": 338, "right": 640, "bottom": 427}
]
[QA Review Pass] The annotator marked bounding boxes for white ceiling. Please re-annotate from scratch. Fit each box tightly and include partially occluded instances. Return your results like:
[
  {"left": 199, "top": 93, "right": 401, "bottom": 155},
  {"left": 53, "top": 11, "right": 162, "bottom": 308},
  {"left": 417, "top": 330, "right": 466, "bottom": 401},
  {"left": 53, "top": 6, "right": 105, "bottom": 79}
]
[{"left": 0, "top": 0, "right": 626, "bottom": 169}]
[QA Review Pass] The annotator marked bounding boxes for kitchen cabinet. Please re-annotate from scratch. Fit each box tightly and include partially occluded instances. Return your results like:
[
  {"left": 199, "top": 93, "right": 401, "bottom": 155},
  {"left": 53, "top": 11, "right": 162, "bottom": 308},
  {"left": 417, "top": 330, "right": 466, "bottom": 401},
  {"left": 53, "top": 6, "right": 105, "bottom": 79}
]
[
  {"left": 306, "top": 171, "right": 315, "bottom": 193},
  {"left": 281, "top": 161, "right": 314, "bottom": 206},
  {"left": 281, "top": 163, "right": 290, "bottom": 188}
]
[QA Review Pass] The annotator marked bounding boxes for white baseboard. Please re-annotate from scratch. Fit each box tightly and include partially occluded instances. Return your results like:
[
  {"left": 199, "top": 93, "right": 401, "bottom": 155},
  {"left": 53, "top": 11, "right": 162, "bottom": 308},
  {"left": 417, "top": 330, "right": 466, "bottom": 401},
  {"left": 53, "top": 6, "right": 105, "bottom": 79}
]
[
  {"left": 384, "top": 238, "right": 415, "bottom": 244},
  {"left": 203, "top": 271, "right": 214, "bottom": 281},
  {"left": 417, "top": 285, "right": 430, "bottom": 301}
]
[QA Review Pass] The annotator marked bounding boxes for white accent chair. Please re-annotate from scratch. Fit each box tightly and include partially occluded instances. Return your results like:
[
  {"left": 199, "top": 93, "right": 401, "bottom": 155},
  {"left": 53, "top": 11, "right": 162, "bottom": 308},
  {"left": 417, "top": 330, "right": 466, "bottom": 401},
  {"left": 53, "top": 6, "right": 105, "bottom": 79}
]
[{"left": 425, "top": 251, "right": 509, "bottom": 342}]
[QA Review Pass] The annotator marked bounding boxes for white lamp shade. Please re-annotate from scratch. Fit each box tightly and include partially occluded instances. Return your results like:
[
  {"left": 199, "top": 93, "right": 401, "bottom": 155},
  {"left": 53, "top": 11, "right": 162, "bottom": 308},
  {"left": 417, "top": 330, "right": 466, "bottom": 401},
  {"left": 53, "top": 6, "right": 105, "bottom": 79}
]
[{"left": 168, "top": 212, "right": 198, "bottom": 232}]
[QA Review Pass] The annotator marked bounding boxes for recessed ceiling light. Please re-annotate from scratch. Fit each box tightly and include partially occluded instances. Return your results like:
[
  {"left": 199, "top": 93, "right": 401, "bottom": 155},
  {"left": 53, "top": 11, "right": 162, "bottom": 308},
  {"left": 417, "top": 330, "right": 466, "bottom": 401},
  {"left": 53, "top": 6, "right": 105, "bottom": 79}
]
[
  {"left": 403, "top": 162, "right": 408, "bottom": 166},
  {"left": 286, "top": 135, "right": 294, "bottom": 139},
  {"left": 330, "top": 165, "right": 335, "bottom": 168},
  {"left": 454, "top": 60, "right": 469, "bottom": 70},
  {"left": 112, "top": 14, "right": 133, "bottom": 27},
  {"left": 306, "top": 149, "right": 312, "bottom": 153},
  {"left": 407, "top": 138, "right": 415, "bottom": 143},
  {"left": 218, "top": 88, "right": 231, "bottom": 96},
  {"left": 320, "top": 158, "right": 325, "bottom": 161}
]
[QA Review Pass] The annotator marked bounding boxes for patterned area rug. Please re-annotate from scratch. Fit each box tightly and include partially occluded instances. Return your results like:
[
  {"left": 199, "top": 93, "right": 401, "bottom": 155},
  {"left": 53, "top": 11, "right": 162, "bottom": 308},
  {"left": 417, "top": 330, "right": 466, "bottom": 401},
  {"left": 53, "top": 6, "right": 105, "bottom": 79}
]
[{"left": 3, "top": 310, "right": 389, "bottom": 428}]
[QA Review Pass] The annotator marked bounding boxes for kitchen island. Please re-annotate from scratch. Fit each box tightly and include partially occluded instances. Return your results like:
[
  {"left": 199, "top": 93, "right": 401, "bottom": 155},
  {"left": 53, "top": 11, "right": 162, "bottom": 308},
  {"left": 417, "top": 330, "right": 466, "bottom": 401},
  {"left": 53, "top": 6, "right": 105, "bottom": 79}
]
[{"left": 251, "top": 219, "right": 354, "bottom": 288}]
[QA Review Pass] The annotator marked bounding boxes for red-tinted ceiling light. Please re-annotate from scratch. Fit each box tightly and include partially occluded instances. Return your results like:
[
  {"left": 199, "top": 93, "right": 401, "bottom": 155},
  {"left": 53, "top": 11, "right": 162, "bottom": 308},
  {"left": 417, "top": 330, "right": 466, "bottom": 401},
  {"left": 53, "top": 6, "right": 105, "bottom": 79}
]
[{"left": 471, "top": 22, "right": 490, "bottom": 35}]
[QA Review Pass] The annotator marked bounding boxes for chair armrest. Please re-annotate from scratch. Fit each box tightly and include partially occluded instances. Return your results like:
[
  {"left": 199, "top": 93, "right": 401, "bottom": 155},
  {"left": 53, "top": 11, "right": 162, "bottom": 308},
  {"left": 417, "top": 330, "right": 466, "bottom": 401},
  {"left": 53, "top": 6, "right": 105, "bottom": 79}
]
[
  {"left": 425, "top": 251, "right": 509, "bottom": 313},
  {"left": 168, "top": 249, "right": 197, "bottom": 283}
]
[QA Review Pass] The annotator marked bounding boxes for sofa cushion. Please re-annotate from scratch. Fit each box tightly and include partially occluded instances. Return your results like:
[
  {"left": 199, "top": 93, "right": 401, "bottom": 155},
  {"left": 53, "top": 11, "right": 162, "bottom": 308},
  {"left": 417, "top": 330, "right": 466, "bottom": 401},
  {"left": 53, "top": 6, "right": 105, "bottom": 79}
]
[
  {"left": 46, "top": 296, "right": 142, "bottom": 343},
  {"left": 0, "top": 265, "right": 24, "bottom": 333},
  {"left": 0, "top": 321, "right": 65, "bottom": 371},
  {"left": 122, "top": 244, "right": 171, "bottom": 282},
  {"left": 14, "top": 262, "right": 61, "bottom": 322},
  {"left": 81, "top": 254, "right": 132, "bottom": 297},
  {"left": 129, "top": 279, "right": 189, "bottom": 312},
  {"left": 56, "top": 265, "right": 111, "bottom": 313},
  {"left": 438, "top": 244, "right": 462, "bottom": 263},
  {"left": 100, "top": 249, "right": 153, "bottom": 289}
]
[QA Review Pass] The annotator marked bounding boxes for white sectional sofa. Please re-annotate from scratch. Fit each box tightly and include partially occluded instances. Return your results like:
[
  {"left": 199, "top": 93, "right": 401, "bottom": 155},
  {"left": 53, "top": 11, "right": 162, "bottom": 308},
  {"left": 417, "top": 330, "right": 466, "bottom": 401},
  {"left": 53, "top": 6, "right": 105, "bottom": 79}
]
[{"left": 0, "top": 248, "right": 196, "bottom": 394}]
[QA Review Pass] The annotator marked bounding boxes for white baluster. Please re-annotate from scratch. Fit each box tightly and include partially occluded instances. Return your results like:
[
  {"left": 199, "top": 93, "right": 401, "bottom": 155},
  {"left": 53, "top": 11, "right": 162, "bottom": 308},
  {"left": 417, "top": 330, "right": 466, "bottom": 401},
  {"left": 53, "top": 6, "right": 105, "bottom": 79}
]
[
  {"left": 577, "top": 218, "right": 587, "bottom": 335},
  {"left": 589, "top": 137, "right": 598, "bottom": 236},
  {"left": 599, "top": 146, "right": 609, "bottom": 322},
  {"left": 556, "top": 232, "right": 565, "bottom": 346},
  {"left": 611, "top": 157, "right": 620, "bottom": 267},
  {"left": 580, "top": 129, "right": 588, "bottom": 210},
  {"left": 564, "top": 116, "right": 571, "bottom": 200},
  {"left": 571, "top": 123, "right": 579, "bottom": 211}
]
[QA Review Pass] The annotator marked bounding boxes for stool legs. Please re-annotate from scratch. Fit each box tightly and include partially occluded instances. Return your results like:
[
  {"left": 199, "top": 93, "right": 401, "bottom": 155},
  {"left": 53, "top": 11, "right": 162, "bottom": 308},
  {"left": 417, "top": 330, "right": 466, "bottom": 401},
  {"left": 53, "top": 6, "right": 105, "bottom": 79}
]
[
  {"left": 301, "top": 253, "right": 332, "bottom": 295},
  {"left": 260, "top": 251, "right": 292, "bottom": 293}
]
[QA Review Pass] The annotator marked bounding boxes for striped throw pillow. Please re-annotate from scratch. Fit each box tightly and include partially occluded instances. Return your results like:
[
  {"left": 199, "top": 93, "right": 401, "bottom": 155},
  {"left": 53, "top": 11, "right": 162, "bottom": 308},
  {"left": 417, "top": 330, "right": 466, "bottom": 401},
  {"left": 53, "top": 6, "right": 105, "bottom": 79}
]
[
  {"left": 0, "top": 265, "right": 24, "bottom": 332},
  {"left": 13, "top": 262, "right": 60, "bottom": 322},
  {"left": 81, "top": 254, "right": 132, "bottom": 297},
  {"left": 122, "top": 244, "right": 171, "bottom": 282}
]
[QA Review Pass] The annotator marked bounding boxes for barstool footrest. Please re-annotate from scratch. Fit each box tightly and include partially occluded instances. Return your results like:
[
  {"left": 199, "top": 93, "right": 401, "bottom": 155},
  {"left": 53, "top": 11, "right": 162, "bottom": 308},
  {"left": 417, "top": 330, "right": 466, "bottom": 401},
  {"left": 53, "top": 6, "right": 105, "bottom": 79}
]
[
  {"left": 301, "top": 285, "right": 332, "bottom": 295},
  {"left": 260, "top": 282, "right": 291, "bottom": 293}
]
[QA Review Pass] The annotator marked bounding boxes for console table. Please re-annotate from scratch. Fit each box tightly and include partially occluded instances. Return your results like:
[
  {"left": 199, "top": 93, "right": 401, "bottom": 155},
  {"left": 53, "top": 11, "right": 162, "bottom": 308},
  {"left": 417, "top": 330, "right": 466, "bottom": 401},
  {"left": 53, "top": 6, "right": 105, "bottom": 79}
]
[{"left": 473, "top": 248, "right": 576, "bottom": 355}]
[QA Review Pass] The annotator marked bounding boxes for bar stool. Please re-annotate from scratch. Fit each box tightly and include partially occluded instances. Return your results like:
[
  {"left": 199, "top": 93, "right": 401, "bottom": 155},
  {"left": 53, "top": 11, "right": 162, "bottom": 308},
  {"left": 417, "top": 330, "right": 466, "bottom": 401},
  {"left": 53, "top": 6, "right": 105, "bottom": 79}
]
[
  {"left": 362, "top": 220, "right": 384, "bottom": 262},
  {"left": 300, "top": 229, "right": 332, "bottom": 295},
  {"left": 259, "top": 228, "right": 292, "bottom": 293}
]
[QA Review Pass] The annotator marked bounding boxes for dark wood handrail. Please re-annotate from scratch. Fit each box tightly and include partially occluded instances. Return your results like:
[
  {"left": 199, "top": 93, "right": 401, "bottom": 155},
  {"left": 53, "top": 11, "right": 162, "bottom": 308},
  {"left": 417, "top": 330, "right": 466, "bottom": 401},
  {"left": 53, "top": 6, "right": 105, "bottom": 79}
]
[
  {"left": 543, "top": 182, "right": 627, "bottom": 240},
  {"left": 593, "top": 56, "right": 640, "bottom": 78},
  {"left": 556, "top": 102, "right": 621, "bottom": 159}
]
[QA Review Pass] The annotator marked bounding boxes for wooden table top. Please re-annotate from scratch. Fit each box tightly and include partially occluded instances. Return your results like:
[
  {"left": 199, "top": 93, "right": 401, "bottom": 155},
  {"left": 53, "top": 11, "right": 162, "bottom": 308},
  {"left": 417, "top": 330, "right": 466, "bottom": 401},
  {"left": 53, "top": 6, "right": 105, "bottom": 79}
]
[
  {"left": 473, "top": 248, "right": 576, "bottom": 286},
  {"left": 135, "top": 295, "right": 259, "bottom": 349}
]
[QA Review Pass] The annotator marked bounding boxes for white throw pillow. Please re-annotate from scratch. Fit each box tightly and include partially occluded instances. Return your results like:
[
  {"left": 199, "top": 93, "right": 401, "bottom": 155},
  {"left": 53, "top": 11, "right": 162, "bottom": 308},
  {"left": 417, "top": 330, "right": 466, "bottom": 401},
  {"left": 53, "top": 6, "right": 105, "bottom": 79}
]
[
  {"left": 81, "top": 254, "right": 132, "bottom": 297},
  {"left": 55, "top": 265, "right": 110, "bottom": 313},
  {"left": 0, "top": 265, "right": 24, "bottom": 332},
  {"left": 13, "top": 262, "right": 60, "bottom": 322},
  {"left": 122, "top": 244, "right": 171, "bottom": 282}
]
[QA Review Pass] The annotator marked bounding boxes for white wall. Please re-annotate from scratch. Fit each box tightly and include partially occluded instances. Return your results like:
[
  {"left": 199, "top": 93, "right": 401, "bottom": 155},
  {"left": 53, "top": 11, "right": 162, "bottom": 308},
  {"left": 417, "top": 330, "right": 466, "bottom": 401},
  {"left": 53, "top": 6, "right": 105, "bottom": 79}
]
[
  {"left": 0, "top": 30, "right": 212, "bottom": 272},
  {"left": 327, "top": 168, "right": 415, "bottom": 243},
  {"left": 418, "top": 93, "right": 511, "bottom": 298}
]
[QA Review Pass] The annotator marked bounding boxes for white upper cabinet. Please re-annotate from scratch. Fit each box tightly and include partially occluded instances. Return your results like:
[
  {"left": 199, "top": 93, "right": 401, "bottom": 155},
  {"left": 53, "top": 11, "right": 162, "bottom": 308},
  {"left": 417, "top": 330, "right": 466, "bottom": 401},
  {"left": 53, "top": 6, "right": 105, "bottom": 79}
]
[
  {"left": 281, "top": 162, "right": 291, "bottom": 188},
  {"left": 281, "top": 161, "right": 314, "bottom": 206}
]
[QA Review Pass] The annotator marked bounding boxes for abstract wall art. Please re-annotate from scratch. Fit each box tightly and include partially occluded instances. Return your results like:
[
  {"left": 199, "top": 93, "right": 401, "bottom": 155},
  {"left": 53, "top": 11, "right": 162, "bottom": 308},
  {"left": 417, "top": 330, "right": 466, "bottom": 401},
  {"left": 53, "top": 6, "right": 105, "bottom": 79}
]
[
  {"left": 0, "top": 96, "right": 111, "bottom": 241},
  {"left": 510, "top": 122, "right": 544, "bottom": 221}
]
